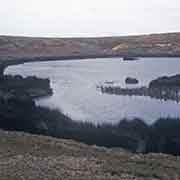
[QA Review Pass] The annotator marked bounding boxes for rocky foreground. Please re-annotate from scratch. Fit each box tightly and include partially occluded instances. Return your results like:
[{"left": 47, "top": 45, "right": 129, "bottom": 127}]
[{"left": 0, "top": 130, "right": 180, "bottom": 180}]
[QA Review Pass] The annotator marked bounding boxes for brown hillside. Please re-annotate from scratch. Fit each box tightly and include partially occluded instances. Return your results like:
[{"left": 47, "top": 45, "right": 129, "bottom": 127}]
[
  {"left": 0, "top": 130, "right": 180, "bottom": 180},
  {"left": 1, "top": 33, "right": 180, "bottom": 61}
]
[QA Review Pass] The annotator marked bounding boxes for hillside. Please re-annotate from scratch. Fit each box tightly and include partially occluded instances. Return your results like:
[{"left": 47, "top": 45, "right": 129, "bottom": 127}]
[
  {"left": 0, "top": 129, "right": 180, "bottom": 180},
  {"left": 1, "top": 33, "right": 180, "bottom": 62}
]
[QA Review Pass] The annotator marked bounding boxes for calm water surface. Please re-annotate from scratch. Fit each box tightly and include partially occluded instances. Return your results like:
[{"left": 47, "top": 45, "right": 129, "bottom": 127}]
[{"left": 5, "top": 57, "right": 180, "bottom": 125}]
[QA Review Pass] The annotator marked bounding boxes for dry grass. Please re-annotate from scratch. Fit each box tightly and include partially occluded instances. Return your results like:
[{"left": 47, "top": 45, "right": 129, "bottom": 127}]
[{"left": 0, "top": 130, "right": 180, "bottom": 180}]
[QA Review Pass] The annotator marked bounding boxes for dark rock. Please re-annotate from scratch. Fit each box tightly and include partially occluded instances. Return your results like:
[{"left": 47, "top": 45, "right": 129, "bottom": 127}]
[
  {"left": 123, "top": 57, "right": 138, "bottom": 61},
  {"left": 125, "top": 77, "right": 139, "bottom": 84}
]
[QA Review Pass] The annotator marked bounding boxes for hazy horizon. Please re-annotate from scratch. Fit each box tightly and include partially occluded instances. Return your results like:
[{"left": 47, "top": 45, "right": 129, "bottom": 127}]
[{"left": 1, "top": 0, "right": 180, "bottom": 37}]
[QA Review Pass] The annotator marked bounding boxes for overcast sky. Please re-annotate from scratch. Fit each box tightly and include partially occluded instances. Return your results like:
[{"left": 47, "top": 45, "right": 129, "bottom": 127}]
[{"left": 0, "top": 0, "right": 180, "bottom": 37}]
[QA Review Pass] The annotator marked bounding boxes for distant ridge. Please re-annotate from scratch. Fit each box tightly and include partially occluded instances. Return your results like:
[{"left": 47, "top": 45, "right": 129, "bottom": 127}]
[{"left": 1, "top": 32, "right": 180, "bottom": 62}]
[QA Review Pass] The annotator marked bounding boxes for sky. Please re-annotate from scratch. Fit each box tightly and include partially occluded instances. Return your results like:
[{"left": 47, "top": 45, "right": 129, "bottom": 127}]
[{"left": 0, "top": 0, "right": 180, "bottom": 37}]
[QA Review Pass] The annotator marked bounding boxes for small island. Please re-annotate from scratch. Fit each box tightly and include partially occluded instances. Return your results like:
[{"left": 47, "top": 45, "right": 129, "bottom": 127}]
[{"left": 99, "top": 75, "right": 180, "bottom": 102}]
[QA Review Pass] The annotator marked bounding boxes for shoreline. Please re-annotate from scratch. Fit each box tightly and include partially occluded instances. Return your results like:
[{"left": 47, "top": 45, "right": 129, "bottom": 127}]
[{"left": 2, "top": 55, "right": 180, "bottom": 75}]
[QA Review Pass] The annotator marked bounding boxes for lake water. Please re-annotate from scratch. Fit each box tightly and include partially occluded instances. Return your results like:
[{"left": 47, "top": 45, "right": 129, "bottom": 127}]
[{"left": 5, "top": 57, "right": 180, "bottom": 125}]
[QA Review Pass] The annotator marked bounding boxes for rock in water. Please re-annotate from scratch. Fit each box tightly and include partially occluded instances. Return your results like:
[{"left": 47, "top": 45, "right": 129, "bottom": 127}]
[
  {"left": 125, "top": 77, "right": 139, "bottom": 84},
  {"left": 123, "top": 57, "right": 138, "bottom": 61}
]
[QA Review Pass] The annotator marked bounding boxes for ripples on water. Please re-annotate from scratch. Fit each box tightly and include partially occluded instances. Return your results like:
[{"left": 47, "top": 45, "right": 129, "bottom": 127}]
[{"left": 5, "top": 57, "right": 180, "bottom": 125}]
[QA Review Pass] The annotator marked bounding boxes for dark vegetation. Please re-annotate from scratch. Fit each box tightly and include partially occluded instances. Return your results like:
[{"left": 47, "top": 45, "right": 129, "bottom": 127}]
[
  {"left": 1, "top": 94, "right": 180, "bottom": 155},
  {"left": 0, "top": 75, "right": 52, "bottom": 97},
  {"left": 149, "top": 74, "right": 180, "bottom": 88},
  {"left": 0, "top": 71, "right": 180, "bottom": 156}
]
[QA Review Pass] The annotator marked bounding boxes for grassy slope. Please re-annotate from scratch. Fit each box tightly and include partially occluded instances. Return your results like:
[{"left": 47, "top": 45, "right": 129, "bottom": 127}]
[
  {"left": 1, "top": 33, "right": 180, "bottom": 61},
  {"left": 0, "top": 129, "right": 180, "bottom": 180}
]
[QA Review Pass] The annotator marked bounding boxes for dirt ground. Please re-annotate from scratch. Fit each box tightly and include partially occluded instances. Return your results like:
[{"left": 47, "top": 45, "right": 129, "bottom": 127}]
[{"left": 0, "top": 130, "right": 180, "bottom": 180}]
